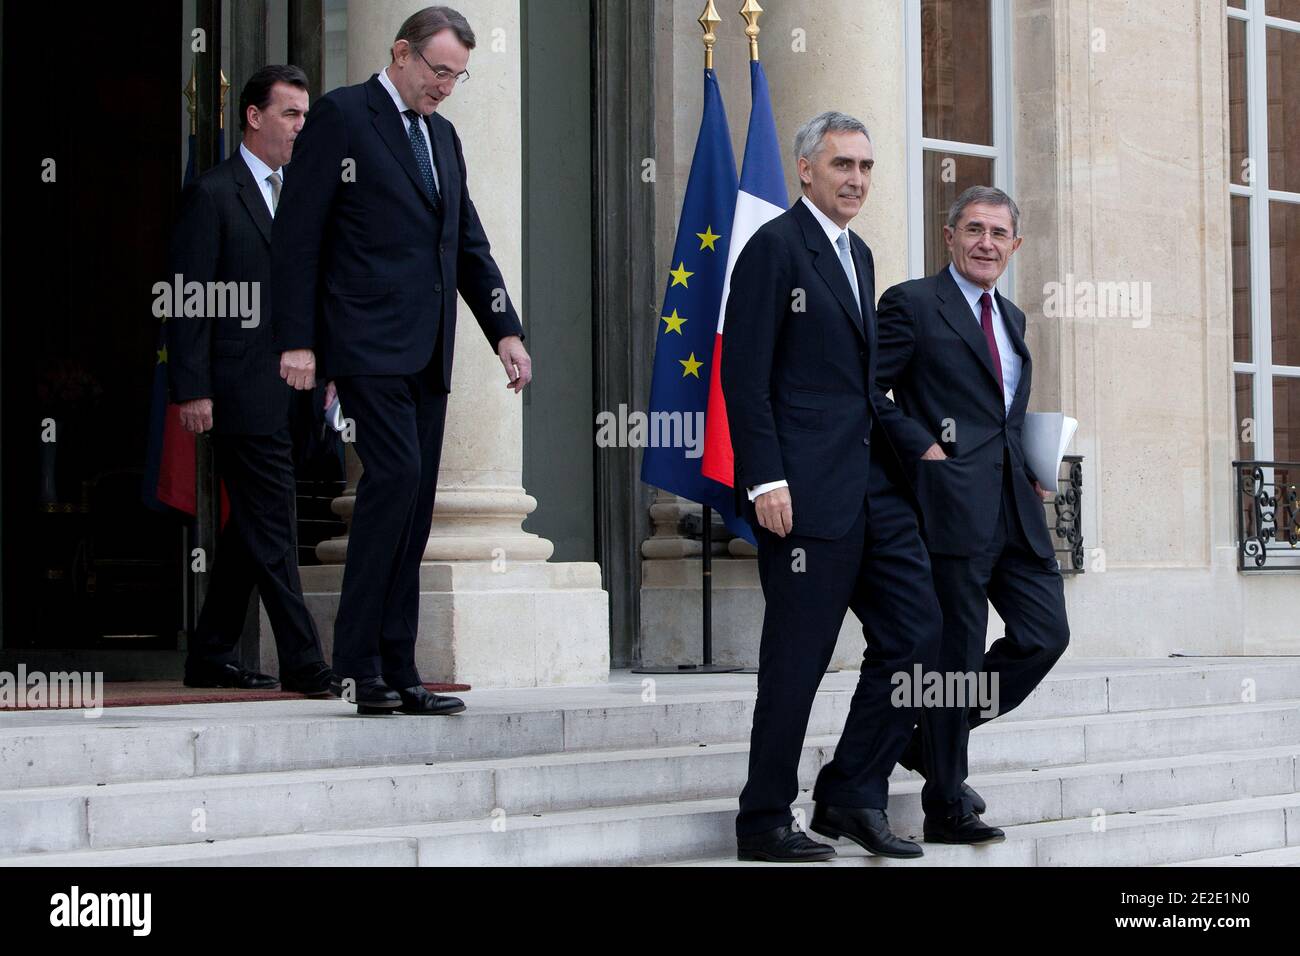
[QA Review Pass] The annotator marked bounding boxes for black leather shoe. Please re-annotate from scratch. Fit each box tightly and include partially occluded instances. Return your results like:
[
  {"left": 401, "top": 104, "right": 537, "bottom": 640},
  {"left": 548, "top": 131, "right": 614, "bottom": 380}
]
[
  {"left": 737, "top": 824, "right": 836, "bottom": 862},
  {"left": 396, "top": 685, "right": 466, "bottom": 716},
  {"left": 183, "top": 661, "right": 278, "bottom": 690},
  {"left": 810, "top": 805, "right": 923, "bottom": 859},
  {"left": 923, "top": 811, "right": 1006, "bottom": 845},
  {"left": 280, "top": 662, "right": 336, "bottom": 696},
  {"left": 340, "top": 676, "right": 402, "bottom": 714}
]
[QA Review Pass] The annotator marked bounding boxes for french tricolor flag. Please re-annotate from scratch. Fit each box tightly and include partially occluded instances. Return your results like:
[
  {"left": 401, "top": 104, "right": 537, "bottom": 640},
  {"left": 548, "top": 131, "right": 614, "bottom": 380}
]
[{"left": 700, "top": 60, "right": 789, "bottom": 487}]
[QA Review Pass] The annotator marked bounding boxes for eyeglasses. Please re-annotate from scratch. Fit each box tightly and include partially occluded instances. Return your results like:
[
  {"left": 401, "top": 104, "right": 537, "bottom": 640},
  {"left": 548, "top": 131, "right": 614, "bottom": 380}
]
[
  {"left": 957, "top": 223, "right": 1015, "bottom": 244},
  {"left": 415, "top": 46, "right": 469, "bottom": 86}
]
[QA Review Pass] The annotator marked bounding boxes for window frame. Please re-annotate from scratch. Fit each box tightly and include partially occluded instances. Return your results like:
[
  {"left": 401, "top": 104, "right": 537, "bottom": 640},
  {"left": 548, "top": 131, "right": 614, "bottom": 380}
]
[
  {"left": 1229, "top": 1, "right": 1300, "bottom": 462},
  {"left": 905, "top": 0, "right": 1014, "bottom": 293}
]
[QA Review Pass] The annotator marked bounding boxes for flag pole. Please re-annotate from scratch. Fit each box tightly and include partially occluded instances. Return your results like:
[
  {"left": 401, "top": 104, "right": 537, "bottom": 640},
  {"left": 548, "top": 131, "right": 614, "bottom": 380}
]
[{"left": 634, "top": 0, "right": 740, "bottom": 676}]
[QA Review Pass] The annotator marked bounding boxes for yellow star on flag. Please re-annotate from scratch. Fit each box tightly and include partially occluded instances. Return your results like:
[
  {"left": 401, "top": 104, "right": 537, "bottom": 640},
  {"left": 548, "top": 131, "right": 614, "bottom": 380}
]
[
  {"left": 696, "top": 226, "right": 721, "bottom": 251},
  {"left": 661, "top": 308, "right": 686, "bottom": 335},
  {"left": 669, "top": 262, "right": 694, "bottom": 288},
  {"left": 157, "top": 346, "right": 168, "bottom": 364},
  {"left": 679, "top": 352, "right": 703, "bottom": 378}
]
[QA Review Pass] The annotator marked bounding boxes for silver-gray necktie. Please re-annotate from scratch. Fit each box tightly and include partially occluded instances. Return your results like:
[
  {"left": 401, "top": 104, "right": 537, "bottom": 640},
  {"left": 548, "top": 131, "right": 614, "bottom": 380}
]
[
  {"left": 836, "top": 232, "right": 860, "bottom": 314},
  {"left": 267, "top": 171, "right": 282, "bottom": 215}
]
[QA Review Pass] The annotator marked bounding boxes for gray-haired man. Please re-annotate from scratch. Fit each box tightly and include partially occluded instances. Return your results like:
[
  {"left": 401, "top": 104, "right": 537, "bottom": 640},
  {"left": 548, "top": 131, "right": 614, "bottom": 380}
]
[
  {"left": 723, "top": 111, "right": 941, "bottom": 862},
  {"left": 875, "top": 185, "right": 1070, "bottom": 844}
]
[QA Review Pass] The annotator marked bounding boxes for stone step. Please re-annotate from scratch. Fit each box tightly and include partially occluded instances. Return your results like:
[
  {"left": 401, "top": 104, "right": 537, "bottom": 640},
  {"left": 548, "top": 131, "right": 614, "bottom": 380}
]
[
  {"left": 10, "top": 789, "right": 1298, "bottom": 868},
  {"left": 668, "top": 792, "right": 1300, "bottom": 868},
  {"left": 3, "top": 660, "right": 1299, "bottom": 790},
  {"left": 1, "top": 735, "right": 1295, "bottom": 860},
  {"left": 1161, "top": 846, "right": 1300, "bottom": 866}
]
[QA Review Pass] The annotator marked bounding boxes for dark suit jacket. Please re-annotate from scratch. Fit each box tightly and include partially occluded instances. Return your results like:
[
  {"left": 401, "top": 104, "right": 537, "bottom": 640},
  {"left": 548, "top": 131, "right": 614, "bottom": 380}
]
[
  {"left": 270, "top": 74, "right": 524, "bottom": 387},
  {"left": 721, "top": 199, "right": 910, "bottom": 542},
  {"left": 874, "top": 266, "right": 1055, "bottom": 559},
  {"left": 167, "top": 151, "right": 289, "bottom": 436}
]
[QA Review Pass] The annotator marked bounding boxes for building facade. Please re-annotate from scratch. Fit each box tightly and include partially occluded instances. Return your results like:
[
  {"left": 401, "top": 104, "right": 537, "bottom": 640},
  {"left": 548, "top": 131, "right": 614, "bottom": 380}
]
[{"left": 1, "top": 0, "right": 1294, "bottom": 686}]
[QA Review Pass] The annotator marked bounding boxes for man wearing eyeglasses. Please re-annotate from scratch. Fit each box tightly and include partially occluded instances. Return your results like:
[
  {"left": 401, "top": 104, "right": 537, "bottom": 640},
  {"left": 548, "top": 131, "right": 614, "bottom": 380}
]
[
  {"left": 271, "top": 6, "right": 531, "bottom": 716},
  {"left": 875, "top": 185, "right": 1070, "bottom": 844}
]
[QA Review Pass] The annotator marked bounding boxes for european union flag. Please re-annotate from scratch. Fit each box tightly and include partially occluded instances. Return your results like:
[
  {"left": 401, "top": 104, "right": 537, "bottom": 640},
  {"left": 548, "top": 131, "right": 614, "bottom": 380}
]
[{"left": 640, "top": 69, "right": 753, "bottom": 544}]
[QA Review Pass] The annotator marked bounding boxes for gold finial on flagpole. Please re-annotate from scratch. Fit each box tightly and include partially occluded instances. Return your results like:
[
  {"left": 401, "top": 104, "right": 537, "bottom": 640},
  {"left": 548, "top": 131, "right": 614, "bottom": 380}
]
[
  {"left": 218, "top": 70, "right": 231, "bottom": 130},
  {"left": 699, "top": 1, "right": 722, "bottom": 71},
  {"left": 184, "top": 60, "right": 198, "bottom": 136},
  {"left": 739, "top": 0, "right": 763, "bottom": 62}
]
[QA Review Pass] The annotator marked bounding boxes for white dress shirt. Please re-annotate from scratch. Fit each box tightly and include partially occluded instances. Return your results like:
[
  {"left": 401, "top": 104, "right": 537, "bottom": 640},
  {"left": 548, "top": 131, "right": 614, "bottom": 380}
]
[
  {"left": 947, "top": 263, "right": 1022, "bottom": 416},
  {"left": 747, "top": 196, "right": 861, "bottom": 502},
  {"left": 239, "top": 142, "right": 283, "bottom": 218},
  {"left": 377, "top": 66, "right": 440, "bottom": 195}
]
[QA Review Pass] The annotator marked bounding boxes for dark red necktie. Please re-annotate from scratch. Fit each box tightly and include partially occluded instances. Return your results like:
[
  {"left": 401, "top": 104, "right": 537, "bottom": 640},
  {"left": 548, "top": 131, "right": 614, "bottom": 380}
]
[{"left": 979, "top": 291, "right": 1004, "bottom": 394}]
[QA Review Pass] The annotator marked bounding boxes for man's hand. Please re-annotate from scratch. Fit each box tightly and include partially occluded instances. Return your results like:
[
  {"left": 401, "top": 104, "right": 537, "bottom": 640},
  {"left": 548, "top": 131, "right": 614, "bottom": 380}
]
[
  {"left": 280, "top": 349, "right": 316, "bottom": 391},
  {"left": 178, "top": 398, "right": 214, "bottom": 434},
  {"left": 497, "top": 335, "right": 532, "bottom": 393},
  {"left": 920, "top": 443, "right": 948, "bottom": 461},
  {"left": 755, "top": 486, "right": 794, "bottom": 538},
  {"left": 323, "top": 380, "right": 337, "bottom": 411},
  {"left": 1033, "top": 480, "right": 1050, "bottom": 501}
]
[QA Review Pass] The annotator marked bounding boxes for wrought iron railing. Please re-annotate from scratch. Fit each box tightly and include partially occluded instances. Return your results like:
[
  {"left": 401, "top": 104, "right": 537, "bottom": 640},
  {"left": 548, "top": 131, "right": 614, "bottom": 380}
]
[
  {"left": 1050, "top": 454, "right": 1084, "bottom": 574},
  {"left": 1233, "top": 460, "right": 1300, "bottom": 572}
]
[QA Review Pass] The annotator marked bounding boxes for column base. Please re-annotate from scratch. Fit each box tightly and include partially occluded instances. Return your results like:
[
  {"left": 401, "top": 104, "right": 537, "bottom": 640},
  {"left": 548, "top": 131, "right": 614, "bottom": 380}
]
[
  {"left": 639, "top": 558, "right": 863, "bottom": 670},
  {"left": 262, "top": 561, "right": 610, "bottom": 688}
]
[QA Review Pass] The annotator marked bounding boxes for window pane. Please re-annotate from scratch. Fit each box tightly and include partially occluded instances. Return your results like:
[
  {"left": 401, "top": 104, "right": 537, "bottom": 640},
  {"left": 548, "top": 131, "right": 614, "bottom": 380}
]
[
  {"left": 1265, "top": 0, "right": 1300, "bottom": 22},
  {"left": 1273, "top": 376, "right": 1300, "bottom": 461},
  {"left": 921, "top": 0, "right": 992, "bottom": 146},
  {"left": 1233, "top": 196, "right": 1252, "bottom": 363},
  {"left": 1229, "top": 18, "right": 1248, "bottom": 186},
  {"left": 1270, "top": 200, "right": 1300, "bottom": 366},
  {"left": 923, "top": 152, "right": 995, "bottom": 276},
  {"left": 1229, "top": 0, "right": 1245, "bottom": 9},
  {"left": 1237, "top": 373, "right": 1255, "bottom": 460},
  {"left": 1266, "top": 26, "right": 1300, "bottom": 193}
]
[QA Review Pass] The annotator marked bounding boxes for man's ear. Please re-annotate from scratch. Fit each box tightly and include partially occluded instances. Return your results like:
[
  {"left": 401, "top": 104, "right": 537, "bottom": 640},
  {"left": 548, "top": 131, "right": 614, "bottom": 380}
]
[{"left": 245, "top": 106, "right": 260, "bottom": 132}]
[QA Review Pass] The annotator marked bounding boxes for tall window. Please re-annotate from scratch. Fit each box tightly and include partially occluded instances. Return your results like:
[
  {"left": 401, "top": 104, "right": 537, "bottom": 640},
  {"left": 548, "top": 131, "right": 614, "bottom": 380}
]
[
  {"left": 1229, "top": 0, "right": 1300, "bottom": 463},
  {"left": 906, "top": 0, "right": 1011, "bottom": 281}
]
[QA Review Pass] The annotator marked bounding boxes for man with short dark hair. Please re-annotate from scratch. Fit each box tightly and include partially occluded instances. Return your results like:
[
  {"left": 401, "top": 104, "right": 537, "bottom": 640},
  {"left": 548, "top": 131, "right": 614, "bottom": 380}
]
[
  {"left": 168, "top": 64, "right": 333, "bottom": 695},
  {"left": 271, "top": 6, "right": 531, "bottom": 716},
  {"left": 876, "top": 184, "right": 1071, "bottom": 843}
]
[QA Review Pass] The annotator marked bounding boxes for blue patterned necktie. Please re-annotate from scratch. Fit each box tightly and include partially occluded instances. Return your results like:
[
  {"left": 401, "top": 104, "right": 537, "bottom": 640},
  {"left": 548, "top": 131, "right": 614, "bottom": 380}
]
[{"left": 404, "top": 109, "right": 440, "bottom": 208}]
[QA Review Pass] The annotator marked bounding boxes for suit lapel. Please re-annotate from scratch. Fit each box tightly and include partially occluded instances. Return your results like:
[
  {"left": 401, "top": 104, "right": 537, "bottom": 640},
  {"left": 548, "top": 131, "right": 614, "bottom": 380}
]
[
  {"left": 936, "top": 267, "right": 1002, "bottom": 394},
  {"left": 794, "top": 201, "right": 866, "bottom": 343},
  {"left": 231, "top": 154, "right": 273, "bottom": 245},
  {"left": 998, "top": 289, "right": 1033, "bottom": 405},
  {"left": 366, "top": 75, "right": 436, "bottom": 208}
]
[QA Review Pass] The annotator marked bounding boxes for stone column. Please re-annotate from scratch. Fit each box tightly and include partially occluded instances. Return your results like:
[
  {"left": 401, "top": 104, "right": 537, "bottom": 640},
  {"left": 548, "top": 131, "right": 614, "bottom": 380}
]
[{"left": 281, "top": 0, "right": 609, "bottom": 688}]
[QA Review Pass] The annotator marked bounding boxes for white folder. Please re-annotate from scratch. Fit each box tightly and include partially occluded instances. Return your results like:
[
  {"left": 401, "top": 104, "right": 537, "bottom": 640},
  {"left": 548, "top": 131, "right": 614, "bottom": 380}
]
[{"left": 1023, "top": 412, "right": 1078, "bottom": 493}]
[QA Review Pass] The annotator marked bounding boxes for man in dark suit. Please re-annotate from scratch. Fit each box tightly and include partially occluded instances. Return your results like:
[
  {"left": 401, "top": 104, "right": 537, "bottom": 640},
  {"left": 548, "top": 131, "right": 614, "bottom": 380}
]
[
  {"left": 271, "top": 6, "right": 530, "bottom": 716},
  {"left": 875, "top": 185, "right": 1071, "bottom": 843},
  {"left": 168, "top": 65, "right": 333, "bottom": 695},
  {"left": 722, "top": 111, "right": 941, "bottom": 862}
]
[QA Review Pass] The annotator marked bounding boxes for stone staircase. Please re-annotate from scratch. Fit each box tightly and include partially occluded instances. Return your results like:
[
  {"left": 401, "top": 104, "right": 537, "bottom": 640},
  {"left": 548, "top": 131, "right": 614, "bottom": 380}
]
[{"left": 1, "top": 658, "right": 1299, "bottom": 866}]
